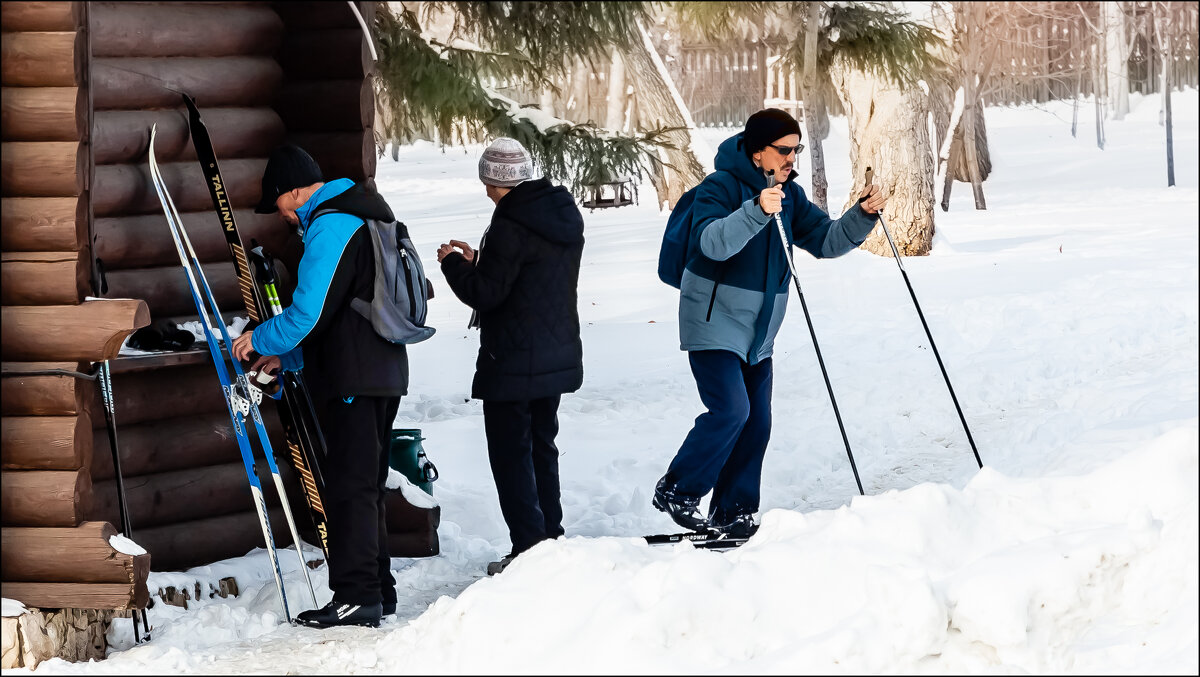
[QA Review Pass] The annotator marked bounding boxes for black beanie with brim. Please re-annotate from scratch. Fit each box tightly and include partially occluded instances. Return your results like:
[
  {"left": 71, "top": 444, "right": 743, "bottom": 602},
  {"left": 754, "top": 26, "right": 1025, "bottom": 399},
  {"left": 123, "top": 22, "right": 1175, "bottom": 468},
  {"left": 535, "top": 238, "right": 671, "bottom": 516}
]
[{"left": 741, "top": 108, "right": 803, "bottom": 161}]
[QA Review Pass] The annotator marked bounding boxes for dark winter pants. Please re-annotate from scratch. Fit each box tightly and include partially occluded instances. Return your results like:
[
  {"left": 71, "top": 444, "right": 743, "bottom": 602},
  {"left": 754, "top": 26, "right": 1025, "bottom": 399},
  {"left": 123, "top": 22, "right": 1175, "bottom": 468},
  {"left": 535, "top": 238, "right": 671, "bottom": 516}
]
[
  {"left": 483, "top": 396, "right": 565, "bottom": 555},
  {"left": 665, "top": 350, "right": 773, "bottom": 525},
  {"left": 318, "top": 394, "right": 401, "bottom": 607}
]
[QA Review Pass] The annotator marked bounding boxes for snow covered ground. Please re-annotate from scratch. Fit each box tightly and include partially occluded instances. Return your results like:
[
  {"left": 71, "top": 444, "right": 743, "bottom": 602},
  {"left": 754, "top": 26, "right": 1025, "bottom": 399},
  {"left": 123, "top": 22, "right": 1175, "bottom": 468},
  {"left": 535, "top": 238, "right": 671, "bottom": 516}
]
[{"left": 14, "top": 90, "right": 1198, "bottom": 674}]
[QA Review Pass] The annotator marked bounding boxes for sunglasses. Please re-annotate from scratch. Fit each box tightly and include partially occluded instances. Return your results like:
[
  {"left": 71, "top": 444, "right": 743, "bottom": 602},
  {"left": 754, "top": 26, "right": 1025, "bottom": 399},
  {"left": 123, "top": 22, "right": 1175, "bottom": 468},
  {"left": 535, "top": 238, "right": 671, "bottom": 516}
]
[{"left": 769, "top": 143, "right": 805, "bottom": 156}]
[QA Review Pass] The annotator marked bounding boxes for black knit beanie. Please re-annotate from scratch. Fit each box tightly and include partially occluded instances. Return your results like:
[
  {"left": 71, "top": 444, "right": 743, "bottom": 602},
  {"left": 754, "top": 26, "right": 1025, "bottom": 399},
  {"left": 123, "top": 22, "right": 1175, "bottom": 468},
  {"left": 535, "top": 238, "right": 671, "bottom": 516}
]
[{"left": 742, "top": 108, "right": 803, "bottom": 161}]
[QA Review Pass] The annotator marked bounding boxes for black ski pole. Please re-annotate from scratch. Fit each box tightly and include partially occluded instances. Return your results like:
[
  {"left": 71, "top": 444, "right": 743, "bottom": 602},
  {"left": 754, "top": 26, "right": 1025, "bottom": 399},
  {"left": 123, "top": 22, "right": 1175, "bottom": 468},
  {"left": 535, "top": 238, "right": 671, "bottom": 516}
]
[
  {"left": 767, "top": 170, "right": 865, "bottom": 496},
  {"left": 862, "top": 167, "right": 983, "bottom": 469},
  {"left": 98, "top": 360, "right": 151, "bottom": 641}
]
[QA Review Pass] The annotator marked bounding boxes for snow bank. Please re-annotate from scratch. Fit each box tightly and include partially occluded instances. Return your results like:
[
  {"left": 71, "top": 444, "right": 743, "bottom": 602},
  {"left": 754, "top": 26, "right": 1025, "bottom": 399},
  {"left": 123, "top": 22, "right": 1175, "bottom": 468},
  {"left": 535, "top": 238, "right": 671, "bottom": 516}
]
[{"left": 369, "top": 427, "right": 1197, "bottom": 673}]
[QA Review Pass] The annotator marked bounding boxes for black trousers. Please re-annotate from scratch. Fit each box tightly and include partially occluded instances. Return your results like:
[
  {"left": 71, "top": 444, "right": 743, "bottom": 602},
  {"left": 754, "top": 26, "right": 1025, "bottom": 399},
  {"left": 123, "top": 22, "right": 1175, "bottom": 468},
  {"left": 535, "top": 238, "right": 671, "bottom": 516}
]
[
  {"left": 317, "top": 394, "right": 401, "bottom": 606},
  {"left": 483, "top": 396, "right": 565, "bottom": 555}
]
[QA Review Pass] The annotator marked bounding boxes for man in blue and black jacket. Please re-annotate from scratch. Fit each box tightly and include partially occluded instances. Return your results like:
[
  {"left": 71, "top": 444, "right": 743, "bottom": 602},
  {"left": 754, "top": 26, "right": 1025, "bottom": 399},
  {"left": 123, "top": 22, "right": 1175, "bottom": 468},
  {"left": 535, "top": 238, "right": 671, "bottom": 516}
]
[
  {"left": 653, "top": 108, "right": 888, "bottom": 537},
  {"left": 231, "top": 145, "right": 407, "bottom": 628}
]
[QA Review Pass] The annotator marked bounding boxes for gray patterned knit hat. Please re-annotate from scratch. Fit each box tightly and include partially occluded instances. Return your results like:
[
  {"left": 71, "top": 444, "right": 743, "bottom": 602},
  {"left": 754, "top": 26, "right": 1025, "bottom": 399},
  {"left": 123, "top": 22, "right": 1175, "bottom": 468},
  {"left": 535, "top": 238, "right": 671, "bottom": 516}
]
[{"left": 478, "top": 137, "right": 533, "bottom": 187}]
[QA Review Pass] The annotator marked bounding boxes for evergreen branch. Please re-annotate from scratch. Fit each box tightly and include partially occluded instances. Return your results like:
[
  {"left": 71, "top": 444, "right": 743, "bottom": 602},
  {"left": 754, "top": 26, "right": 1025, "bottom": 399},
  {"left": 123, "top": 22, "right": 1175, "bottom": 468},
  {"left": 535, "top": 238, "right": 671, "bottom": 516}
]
[
  {"left": 817, "top": 3, "right": 947, "bottom": 85},
  {"left": 374, "top": 5, "right": 677, "bottom": 195},
  {"left": 671, "top": 1, "right": 781, "bottom": 43},
  {"left": 443, "top": 1, "right": 653, "bottom": 74}
]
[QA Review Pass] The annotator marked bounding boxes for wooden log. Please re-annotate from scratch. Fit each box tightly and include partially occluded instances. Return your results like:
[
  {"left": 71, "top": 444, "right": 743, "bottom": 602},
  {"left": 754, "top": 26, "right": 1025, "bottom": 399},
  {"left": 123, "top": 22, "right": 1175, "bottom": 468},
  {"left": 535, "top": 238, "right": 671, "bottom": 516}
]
[
  {"left": 1, "top": 413, "right": 92, "bottom": 471},
  {"left": 102, "top": 261, "right": 241, "bottom": 319},
  {"left": 91, "top": 408, "right": 285, "bottom": 480},
  {"left": 0, "top": 469, "right": 91, "bottom": 527},
  {"left": 94, "top": 209, "right": 290, "bottom": 270},
  {"left": 1, "top": 361, "right": 90, "bottom": 375},
  {"left": 93, "top": 107, "right": 285, "bottom": 165},
  {"left": 0, "top": 196, "right": 87, "bottom": 252},
  {"left": 84, "top": 363, "right": 228, "bottom": 428},
  {"left": 273, "top": 1, "right": 373, "bottom": 31},
  {"left": 131, "top": 507, "right": 289, "bottom": 572},
  {"left": 0, "top": 371, "right": 89, "bottom": 416},
  {"left": 0, "top": 141, "right": 86, "bottom": 197},
  {"left": 0, "top": 2, "right": 84, "bottom": 32},
  {"left": 0, "top": 522, "right": 150, "bottom": 585},
  {"left": 92, "top": 57, "right": 282, "bottom": 110},
  {"left": 90, "top": 2, "right": 283, "bottom": 58},
  {"left": 0, "top": 300, "right": 150, "bottom": 362},
  {"left": 0, "top": 31, "right": 85, "bottom": 87},
  {"left": 289, "top": 131, "right": 374, "bottom": 184},
  {"left": 0, "top": 251, "right": 89, "bottom": 305},
  {"left": 0, "top": 582, "right": 147, "bottom": 611},
  {"left": 0, "top": 87, "right": 87, "bottom": 142},
  {"left": 92, "top": 158, "right": 266, "bottom": 218},
  {"left": 88, "top": 461, "right": 273, "bottom": 529},
  {"left": 274, "top": 79, "right": 374, "bottom": 132},
  {"left": 278, "top": 29, "right": 372, "bottom": 80}
]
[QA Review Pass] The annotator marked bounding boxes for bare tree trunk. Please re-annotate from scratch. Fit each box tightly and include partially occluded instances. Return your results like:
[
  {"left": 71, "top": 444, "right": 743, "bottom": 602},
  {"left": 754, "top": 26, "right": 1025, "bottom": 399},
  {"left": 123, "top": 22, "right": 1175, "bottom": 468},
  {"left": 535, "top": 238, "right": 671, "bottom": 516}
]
[
  {"left": 801, "top": 1, "right": 828, "bottom": 212},
  {"left": 830, "top": 54, "right": 936, "bottom": 256},
  {"left": 1092, "top": 43, "right": 1106, "bottom": 149},
  {"left": 937, "top": 87, "right": 965, "bottom": 211},
  {"left": 1156, "top": 6, "right": 1175, "bottom": 186},
  {"left": 604, "top": 47, "right": 626, "bottom": 132},
  {"left": 1105, "top": 1, "right": 1131, "bottom": 119},
  {"left": 625, "top": 20, "right": 707, "bottom": 208},
  {"left": 961, "top": 82, "right": 986, "bottom": 209},
  {"left": 1072, "top": 57, "right": 1082, "bottom": 138},
  {"left": 567, "top": 57, "right": 589, "bottom": 121}
]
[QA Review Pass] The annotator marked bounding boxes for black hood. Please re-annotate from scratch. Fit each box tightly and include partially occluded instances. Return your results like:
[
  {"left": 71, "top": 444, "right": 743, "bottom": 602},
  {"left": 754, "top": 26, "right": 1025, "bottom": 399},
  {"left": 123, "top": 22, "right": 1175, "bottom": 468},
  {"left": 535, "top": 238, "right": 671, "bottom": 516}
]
[
  {"left": 494, "top": 178, "right": 584, "bottom": 245},
  {"left": 311, "top": 182, "right": 396, "bottom": 223}
]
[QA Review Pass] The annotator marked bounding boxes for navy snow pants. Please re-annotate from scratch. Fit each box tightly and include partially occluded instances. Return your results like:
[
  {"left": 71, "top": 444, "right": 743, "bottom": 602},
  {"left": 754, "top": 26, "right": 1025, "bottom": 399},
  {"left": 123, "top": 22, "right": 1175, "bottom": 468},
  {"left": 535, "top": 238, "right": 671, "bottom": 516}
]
[{"left": 664, "top": 349, "right": 773, "bottom": 525}]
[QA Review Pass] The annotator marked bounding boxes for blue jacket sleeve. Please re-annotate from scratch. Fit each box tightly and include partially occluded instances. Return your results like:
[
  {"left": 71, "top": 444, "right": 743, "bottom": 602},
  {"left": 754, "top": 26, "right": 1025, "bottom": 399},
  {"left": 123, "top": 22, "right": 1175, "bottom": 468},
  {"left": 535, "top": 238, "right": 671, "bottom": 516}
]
[
  {"left": 790, "top": 187, "right": 879, "bottom": 259},
  {"left": 694, "top": 176, "right": 771, "bottom": 261},
  {"left": 278, "top": 346, "right": 303, "bottom": 372},
  {"left": 251, "top": 216, "right": 361, "bottom": 356}
]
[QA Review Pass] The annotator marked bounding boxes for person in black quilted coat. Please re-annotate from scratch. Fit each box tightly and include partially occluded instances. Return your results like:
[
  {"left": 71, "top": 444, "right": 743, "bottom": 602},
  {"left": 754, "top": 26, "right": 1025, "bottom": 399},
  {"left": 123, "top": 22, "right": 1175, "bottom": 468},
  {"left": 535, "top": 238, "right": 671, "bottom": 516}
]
[{"left": 437, "top": 137, "right": 584, "bottom": 575}]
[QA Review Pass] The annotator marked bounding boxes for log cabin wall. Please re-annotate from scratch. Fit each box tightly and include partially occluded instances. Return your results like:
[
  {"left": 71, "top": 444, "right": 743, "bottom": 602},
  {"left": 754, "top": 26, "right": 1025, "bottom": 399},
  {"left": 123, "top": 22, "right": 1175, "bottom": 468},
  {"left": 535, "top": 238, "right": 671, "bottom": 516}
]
[
  {"left": 1, "top": 1, "right": 151, "bottom": 611},
  {"left": 83, "top": 0, "right": 301, "bottom": 572},
  {"left": 3, "top": 1, "right": 436, "bottom": 611}
]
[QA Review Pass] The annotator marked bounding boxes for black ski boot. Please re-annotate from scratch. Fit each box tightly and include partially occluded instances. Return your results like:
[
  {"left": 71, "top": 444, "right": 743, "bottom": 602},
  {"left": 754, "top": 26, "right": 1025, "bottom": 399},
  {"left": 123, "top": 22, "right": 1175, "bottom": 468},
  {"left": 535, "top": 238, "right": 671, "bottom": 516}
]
[
  {"left": 652, "top": 477, "right": 709, "bottom": 531},
  {"left": 486, "top": 554, "right": 516, "bottom": 576},
  {"left": 295, "top": 600, "right": 382, "bottom": 629},
  {"left": 709, "top": 513, "right": 759, "bottom": 539}
]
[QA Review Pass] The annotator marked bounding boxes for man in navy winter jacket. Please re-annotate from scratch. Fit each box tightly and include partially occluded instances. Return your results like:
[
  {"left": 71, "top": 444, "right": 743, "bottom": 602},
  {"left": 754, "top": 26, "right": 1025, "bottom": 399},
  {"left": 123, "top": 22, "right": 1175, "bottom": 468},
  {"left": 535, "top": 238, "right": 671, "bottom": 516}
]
[
  {"left": 231, "top": 145, "right": 408, "bottom": 628},
  {"left": 653, "top": 108, "right": 887, "bottom": 536}
]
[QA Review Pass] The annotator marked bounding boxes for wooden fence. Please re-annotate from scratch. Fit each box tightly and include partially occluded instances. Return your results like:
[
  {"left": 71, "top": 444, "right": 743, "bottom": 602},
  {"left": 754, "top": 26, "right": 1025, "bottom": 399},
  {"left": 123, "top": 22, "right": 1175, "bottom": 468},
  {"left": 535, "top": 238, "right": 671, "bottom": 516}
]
[
  {"left": 984, "top": 3, "right": 1198, "bottom": 106},
  {"left": 676, "top": 44, "right": 768, "bottom": 128}
]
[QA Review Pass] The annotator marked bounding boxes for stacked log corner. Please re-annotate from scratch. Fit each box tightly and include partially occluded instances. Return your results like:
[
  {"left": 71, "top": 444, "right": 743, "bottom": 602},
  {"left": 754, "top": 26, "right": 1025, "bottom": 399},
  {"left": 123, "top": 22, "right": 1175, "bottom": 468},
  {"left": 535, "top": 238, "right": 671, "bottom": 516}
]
[
  {"left": 28, "top": 0, "right": 431, "bottom": 575},
  {"left": 1, "top": 0, "right": 151, "bottom": 619}
]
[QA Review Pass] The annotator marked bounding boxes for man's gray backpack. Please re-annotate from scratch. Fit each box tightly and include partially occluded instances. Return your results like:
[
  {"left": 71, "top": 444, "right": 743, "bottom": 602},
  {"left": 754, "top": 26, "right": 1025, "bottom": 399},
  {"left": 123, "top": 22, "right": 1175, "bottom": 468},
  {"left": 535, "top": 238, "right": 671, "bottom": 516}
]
[{"left": 313, "top": 183, "right": 436, "bottom": 344}]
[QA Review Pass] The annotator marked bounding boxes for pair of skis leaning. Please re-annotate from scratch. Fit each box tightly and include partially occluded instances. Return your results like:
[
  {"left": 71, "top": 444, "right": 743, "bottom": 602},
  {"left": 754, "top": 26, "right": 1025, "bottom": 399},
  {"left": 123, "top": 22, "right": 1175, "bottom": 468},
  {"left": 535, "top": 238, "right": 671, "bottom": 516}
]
[
  {"left": 148, "top": 125, "right": 316, "bottom": 622},
  {"left": 180, "top": 94, "right": 334, "bottom": 577}
]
